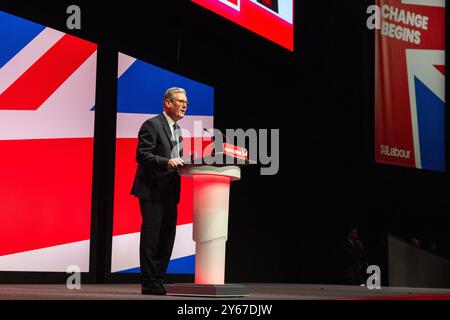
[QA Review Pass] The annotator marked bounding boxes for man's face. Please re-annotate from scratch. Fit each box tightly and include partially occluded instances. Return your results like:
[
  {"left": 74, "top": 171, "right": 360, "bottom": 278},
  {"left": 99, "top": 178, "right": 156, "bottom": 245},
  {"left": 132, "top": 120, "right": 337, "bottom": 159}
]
[{"left": 166, "top": 92, "right": 188, "bottom": 121}]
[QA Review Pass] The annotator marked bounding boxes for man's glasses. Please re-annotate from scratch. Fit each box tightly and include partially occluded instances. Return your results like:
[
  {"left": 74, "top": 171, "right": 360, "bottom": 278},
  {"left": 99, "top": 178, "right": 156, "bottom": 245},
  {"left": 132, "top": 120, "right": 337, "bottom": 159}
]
[{"left": 171, "top": 99, "right": 189, "bottom": 107}]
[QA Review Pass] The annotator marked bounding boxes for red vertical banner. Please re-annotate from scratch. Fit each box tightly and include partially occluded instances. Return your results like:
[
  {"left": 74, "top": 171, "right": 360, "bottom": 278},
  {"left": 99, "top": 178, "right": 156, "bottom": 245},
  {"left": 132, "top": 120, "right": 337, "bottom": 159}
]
[{"left": 375, "top": 0, "right": 445, "bottom": 171}]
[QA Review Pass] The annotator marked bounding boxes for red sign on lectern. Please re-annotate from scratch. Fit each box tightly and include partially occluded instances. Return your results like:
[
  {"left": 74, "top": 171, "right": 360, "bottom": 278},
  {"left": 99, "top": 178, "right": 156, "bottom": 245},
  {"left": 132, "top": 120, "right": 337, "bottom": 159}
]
[{"left": 223, "top": 143, "right": 248, "bottom": 160}]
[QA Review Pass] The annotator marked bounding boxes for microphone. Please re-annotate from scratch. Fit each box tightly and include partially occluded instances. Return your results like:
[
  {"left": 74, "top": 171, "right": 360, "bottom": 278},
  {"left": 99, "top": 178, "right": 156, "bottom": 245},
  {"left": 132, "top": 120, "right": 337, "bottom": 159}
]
[
  {"left": 203, "top": 127, "right": 213, "bottom": 136},
  {"left": 203, "top": 127, "right": 226, "bottom": 158},
  {"left": 203, "top": 127, "right": 229, "bottom": 142}
]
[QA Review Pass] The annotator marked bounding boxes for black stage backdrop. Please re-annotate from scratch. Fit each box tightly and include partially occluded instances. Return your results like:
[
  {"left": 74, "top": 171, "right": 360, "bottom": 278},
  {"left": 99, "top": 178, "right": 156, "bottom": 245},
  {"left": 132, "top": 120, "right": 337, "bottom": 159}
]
[{"left": 0, "top": 0, "right": 449, "bottom": 285}]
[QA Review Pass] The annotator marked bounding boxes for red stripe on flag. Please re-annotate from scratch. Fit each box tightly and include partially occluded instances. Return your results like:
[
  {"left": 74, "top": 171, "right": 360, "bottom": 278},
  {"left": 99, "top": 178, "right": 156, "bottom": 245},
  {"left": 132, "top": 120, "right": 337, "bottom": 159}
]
[
  {"left": 239, "top": 0, "right": 293, "bottom": 51},
  {"left": 113, "top": 137, "right": 213, "bottom": 236},
  {"left": 434, "top": 65, "right": 445, "bottom": 76},
  {"left": 191, "top": 0, "right": 293, "bottom": 51},
  {"left": 0, "top": 34, "right": 97, "bottom": 110}
]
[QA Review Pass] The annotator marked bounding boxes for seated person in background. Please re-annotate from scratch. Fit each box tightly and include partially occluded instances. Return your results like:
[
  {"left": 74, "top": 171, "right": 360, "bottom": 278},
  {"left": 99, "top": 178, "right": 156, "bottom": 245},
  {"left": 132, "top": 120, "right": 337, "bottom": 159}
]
[{"left": 408, "top": 238, "right": 422, "bottom": 249}]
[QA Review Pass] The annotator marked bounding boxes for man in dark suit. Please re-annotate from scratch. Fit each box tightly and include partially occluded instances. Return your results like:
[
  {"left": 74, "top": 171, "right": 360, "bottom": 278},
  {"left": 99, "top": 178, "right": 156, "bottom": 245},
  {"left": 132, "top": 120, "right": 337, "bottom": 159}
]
[
  {"left": 131, "top": 87, "right": 188, "bottom": 295},
  {"left": 341, "top": 227, "right": 368, "bottom": 285}
]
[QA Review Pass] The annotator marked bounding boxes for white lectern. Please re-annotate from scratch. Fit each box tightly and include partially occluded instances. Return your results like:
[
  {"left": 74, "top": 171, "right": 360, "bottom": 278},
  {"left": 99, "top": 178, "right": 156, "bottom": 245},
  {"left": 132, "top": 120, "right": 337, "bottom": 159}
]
[{"left": 166, "top": 158, "right": 250, "bottom": 297}]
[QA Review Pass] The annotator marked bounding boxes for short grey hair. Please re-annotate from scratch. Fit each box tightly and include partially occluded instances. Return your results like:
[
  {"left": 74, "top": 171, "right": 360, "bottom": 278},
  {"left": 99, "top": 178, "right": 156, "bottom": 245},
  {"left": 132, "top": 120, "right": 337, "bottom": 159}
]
[{"left": 163, "top": 87, "right": 186, "bottom": 102}]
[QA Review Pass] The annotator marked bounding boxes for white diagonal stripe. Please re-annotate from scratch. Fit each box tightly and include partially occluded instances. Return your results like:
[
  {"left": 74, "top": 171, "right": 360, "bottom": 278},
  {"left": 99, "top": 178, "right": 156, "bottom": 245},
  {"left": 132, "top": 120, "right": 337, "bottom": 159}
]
[
  {"left": 401, "top": 0, "right": 445, "bottom": 7},
  {"left": 118, "top": 53, "right": 137, "bottom": 78},
  {"left": 0, "top": 51, "right": 97, "bottom": 140},
  {"left": 111, "top": 223, "right": 195, "bottom": 272},
  {"left": 116, "top": 113, "right": 214, "bottom": 138},
  {"left": 0, "top": 27, "right": 65, "bottom": 95},
  {"left": 0, "top": 240, "right": 90, "bottom": 272}
]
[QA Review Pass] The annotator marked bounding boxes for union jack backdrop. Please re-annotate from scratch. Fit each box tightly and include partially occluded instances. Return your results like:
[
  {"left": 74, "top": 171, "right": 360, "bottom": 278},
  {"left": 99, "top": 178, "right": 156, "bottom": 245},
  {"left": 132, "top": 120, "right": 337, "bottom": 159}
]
[
  {"left": 112, "top": 53, "right": 214, "bottom": 274},
  {"left": 0, "top": 11, "right": 97, "bottom": 271}
]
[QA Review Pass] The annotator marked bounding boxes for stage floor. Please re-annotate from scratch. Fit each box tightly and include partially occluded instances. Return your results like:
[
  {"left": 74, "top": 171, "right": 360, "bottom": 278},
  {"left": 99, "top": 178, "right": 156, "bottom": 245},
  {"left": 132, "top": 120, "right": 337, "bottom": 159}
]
[{"left": 0, "top": 283, "right": 449, "bottom": 300}]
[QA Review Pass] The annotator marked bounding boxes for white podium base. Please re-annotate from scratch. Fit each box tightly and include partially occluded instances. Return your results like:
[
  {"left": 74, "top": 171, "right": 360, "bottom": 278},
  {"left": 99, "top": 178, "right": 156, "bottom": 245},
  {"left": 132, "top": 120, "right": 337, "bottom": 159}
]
[
  {"left": 166, "top": 283, "right": 249, "bottom": 297},
  {"left": 175, "top": 165, "right": 245, "bottom": 297}
]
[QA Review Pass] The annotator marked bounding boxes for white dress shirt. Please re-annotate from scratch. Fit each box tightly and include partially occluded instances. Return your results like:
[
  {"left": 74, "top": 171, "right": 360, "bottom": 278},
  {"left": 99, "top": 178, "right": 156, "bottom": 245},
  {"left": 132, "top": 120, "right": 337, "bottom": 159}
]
[{"left": 163, "top": 111, "right": 176, "bottom": 140}]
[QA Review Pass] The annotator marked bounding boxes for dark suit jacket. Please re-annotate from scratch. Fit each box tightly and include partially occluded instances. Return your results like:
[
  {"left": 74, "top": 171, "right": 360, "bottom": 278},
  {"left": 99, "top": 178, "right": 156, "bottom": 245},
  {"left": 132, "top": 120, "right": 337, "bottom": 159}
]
[
  {"left": 341, "top": 239, "right": 368, "bottom": 284},
  {"left": 131, "top": 113, "right": 183, "bottom": 204}
]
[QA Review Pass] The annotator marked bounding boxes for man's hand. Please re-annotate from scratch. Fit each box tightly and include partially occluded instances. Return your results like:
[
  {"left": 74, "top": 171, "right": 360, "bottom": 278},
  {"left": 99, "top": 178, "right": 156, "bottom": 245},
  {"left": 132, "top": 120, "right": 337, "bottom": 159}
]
[
  {"left": 167, "top": 157, "right": 185, "bottom": 169},
  {"left": 355, "top": 240, "right": 364, "bottom": 250}
]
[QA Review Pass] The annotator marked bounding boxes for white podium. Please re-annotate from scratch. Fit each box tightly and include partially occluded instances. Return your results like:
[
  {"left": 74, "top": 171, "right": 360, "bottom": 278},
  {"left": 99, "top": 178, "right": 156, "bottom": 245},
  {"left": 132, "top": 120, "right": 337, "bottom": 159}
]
[{"left": 166, "top": 163, "right": 249, "bottom": 297}]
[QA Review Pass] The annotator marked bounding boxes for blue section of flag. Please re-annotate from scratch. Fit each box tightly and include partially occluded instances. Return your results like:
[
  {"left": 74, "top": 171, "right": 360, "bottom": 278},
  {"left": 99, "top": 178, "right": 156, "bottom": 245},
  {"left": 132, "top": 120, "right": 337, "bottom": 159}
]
[
  {"left": 0, "top": 11, "right": 45, "bottom": 68},
  {"left": 118, "top": 267, "right": 141, "bottom": 273},
  {"left": 166, "top": 255, "right": 195, "bottom": 274},
  {"left": 116, "top": 255, "right": 195, "bottom": 274},
  {"left": 415, "top": 76, "right": 445, "bottom": 172},
  {"left": 117, "top": 59, "right": 214, "bottom": 116}
]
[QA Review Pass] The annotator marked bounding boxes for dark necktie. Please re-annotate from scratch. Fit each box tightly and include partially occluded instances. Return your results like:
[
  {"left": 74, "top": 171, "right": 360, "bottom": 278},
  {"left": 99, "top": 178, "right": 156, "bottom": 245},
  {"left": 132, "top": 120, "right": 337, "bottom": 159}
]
[{"left": 173, "top": 123, "right": 183, "bottom": 158}]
